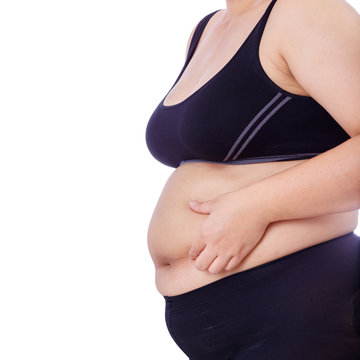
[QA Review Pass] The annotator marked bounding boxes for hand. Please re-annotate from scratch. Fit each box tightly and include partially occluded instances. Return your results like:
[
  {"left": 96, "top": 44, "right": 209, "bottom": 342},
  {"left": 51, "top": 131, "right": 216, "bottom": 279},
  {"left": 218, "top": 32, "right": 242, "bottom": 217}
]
[{"left": 188, "top": 188, "right": 270, "bottom": 274}]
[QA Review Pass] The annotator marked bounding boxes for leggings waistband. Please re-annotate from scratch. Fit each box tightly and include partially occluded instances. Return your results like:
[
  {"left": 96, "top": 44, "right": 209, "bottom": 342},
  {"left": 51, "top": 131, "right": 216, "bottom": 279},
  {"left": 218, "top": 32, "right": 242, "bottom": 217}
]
[
  {"left": 163, "top": 231, "right": 359, "bottom": 305},
  {"left": 163, "top": 231, "right": 360, "bottom": 359}
]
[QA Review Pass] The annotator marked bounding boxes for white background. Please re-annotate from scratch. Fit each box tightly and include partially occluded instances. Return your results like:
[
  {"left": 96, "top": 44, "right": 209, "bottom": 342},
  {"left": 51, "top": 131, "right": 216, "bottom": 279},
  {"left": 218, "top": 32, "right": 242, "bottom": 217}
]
[{"left": 0, "top": 1, "right": 359, "bottom": 359}]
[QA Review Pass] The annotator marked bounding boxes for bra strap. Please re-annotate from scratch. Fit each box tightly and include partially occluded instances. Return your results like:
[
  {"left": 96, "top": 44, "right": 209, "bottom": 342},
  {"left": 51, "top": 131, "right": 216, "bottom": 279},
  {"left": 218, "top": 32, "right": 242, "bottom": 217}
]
[{"left": 252, "top": 0, "right": 277, "bottom": 48}]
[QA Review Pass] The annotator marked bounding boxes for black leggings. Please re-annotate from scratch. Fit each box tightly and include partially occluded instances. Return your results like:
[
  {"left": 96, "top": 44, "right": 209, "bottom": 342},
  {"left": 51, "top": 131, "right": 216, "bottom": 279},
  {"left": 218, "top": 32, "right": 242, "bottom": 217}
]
[{"left": 163, "top": 231, "right": 360, "bottom": 359}]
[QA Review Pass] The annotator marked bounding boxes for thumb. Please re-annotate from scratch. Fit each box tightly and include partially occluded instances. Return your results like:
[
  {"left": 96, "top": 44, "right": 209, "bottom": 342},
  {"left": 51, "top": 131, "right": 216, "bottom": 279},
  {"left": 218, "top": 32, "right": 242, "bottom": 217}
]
[{"left": 189, "top": 200, "right": 212, "bottom": 214}]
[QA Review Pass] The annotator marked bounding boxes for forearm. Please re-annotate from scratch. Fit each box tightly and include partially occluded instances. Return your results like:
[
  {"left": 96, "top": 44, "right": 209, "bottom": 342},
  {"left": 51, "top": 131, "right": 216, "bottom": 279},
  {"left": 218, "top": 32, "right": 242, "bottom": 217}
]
[{"left": 245, "top": 135, "right": 360, "bottom": 223}]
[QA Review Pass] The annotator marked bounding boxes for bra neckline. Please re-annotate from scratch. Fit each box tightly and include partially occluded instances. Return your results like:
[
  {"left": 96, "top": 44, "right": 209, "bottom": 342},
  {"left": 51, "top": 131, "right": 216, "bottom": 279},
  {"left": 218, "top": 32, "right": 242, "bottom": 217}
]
[{"left": 161, "top": 0, "right": 275, "bottom": 109}]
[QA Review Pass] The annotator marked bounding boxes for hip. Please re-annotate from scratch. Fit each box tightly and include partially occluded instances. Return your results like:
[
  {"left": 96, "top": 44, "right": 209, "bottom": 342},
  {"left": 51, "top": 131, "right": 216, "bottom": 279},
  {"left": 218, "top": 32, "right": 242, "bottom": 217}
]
[{"left": 163, "top": 231, "right": 360, "bottom": 360}]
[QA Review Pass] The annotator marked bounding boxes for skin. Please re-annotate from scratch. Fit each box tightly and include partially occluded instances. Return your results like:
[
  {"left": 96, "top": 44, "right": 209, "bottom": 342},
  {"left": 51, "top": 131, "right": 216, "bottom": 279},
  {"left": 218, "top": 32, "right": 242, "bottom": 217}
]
[
  {"left": 188, "top": 0, "right": 360, "bottom": 273},
  {"left": 147, "top": 0, "right": 360, "bottom": 296}
]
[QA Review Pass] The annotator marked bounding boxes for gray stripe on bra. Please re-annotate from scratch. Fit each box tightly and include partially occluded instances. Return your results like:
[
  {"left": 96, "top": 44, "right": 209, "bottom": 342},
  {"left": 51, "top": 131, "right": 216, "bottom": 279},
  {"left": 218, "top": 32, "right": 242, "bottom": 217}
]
[
  {"left": 223, "top": 92, "right": 282, "bottom": 161},
  {"left": 232, "top": 96, "right": 292, "bottom": 160}
]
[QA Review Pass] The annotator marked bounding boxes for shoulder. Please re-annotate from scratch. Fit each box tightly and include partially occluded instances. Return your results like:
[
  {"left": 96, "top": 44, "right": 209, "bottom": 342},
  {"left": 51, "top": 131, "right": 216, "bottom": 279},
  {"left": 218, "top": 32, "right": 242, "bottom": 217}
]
[
  {"left": 184, "top": 23, "right": 198, "bottom": 60},
  {"left": 274, "top": 0, "right": 359, "bottom": 18},
  {"left": 184, "top": 9, "right": 221, "bottom": 60},
  {"left": 274, "top": 0, "right": 360, "bottom": 42},
  {"left": 274, "top": 0, "right": 360, "bottom": 137}
]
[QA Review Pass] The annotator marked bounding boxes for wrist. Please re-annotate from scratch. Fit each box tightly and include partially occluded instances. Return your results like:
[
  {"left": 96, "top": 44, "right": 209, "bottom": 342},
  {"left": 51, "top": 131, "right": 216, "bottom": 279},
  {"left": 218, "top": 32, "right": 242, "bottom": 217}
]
[{"left": 236, "top": 182, "right": 278, "bottom": 225}]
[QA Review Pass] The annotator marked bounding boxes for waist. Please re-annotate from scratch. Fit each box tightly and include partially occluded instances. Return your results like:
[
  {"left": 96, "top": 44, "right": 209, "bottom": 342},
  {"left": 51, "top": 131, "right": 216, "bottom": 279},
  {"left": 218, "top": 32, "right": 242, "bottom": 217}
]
[
  {"left": 163, "top": 231, "right": 360, "bottom": 305},
  {"left": 147, "top": 159, "right": 359, "bottom": 296},
  {"left": 154, "top": 215, "right": 358, "bottom": 296}
]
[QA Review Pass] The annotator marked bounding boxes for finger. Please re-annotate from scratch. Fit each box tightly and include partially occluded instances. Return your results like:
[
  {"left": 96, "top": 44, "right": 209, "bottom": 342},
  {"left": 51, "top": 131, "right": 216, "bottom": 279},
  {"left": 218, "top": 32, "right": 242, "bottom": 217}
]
[
  {"left": 194, "top": 246, "right": 217, "bottom": 271},
  {"left": 225, "top": 246, "right": 251, "bottom": 271},
  {"left": 189, "top": 200, "right": 213, "bottom": 214},
  {"left": 224, "top": 255, "right": 241, "bottom": 271},
  {"left": 188, "top": 239, "right": 206, "bottom": 259},
  {"left": 208, "top": 254, "right": 233, "bottom": 274}
]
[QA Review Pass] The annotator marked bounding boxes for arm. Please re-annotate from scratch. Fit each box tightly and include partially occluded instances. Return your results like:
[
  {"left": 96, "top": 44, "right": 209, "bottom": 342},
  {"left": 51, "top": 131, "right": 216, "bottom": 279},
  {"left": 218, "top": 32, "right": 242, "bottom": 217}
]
[
  {"left": 256, "top": 0, "right": 360, "bottom": 222},
  {"left": 248, "top": 134, "right": 360, "bottom": 224},
  {"left": 188, "top": 0, "right": 360, "bottom": 273}
]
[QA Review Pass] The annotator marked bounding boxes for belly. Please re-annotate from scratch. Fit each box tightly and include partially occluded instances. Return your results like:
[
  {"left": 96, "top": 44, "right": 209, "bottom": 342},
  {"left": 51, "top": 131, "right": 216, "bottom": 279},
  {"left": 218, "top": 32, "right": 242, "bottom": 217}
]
[{"left": 147, "top": 160, "right": 359, "bottom": 296}]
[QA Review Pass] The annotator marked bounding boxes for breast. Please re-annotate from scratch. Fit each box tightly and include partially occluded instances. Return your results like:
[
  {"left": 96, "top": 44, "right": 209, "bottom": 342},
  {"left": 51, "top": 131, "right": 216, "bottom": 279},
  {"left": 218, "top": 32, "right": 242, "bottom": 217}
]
[{"left": 145, "top": 69, "right": 350, "bottom": 169}]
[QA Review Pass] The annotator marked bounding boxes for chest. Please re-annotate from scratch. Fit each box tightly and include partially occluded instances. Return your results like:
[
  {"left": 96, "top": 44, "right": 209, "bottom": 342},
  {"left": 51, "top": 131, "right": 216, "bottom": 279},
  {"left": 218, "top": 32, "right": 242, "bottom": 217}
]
[{"left": 163, "top": 8, "right": 308, "bottom": 108}]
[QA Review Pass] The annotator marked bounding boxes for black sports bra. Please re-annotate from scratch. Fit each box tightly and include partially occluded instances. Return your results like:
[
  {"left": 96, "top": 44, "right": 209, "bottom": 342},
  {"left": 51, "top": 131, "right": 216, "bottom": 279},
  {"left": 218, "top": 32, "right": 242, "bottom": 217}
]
[{"left": 145, "top": 0, "right": 350, "bottom": 168}]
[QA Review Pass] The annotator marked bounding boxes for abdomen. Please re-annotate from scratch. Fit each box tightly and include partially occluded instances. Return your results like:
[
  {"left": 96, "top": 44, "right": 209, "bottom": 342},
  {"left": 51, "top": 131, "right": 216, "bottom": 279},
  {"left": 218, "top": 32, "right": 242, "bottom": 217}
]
[{"left": 147, "top": 160, "right": 359, "bottom": 296}]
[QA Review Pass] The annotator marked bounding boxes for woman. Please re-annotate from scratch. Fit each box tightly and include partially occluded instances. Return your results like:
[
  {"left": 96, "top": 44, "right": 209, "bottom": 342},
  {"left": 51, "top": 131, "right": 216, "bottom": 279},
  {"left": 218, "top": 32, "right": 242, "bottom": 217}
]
[{"left": 145, "top": 0, "right": 360, "bottom": 358}]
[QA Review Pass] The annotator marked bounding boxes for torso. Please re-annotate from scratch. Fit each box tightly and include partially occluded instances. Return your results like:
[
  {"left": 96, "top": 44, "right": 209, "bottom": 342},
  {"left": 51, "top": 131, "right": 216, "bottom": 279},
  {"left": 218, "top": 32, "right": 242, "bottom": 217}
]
[
  {"left": 146, "top": 0, "right": 359, "bottom": 296},
  {"left": 163, "top": 0, "right": 308, "bottom": 107}
]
